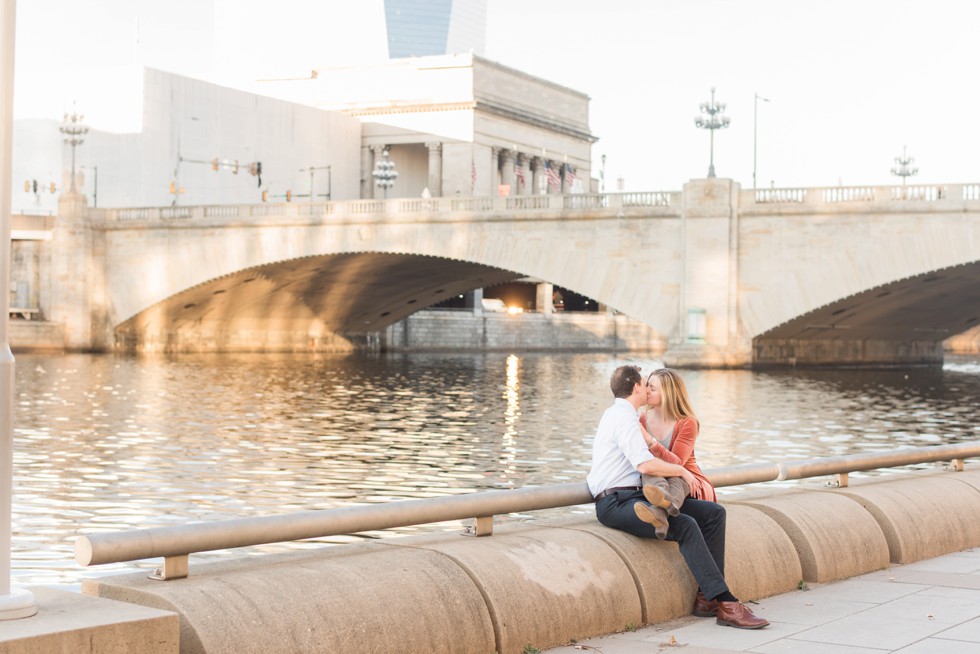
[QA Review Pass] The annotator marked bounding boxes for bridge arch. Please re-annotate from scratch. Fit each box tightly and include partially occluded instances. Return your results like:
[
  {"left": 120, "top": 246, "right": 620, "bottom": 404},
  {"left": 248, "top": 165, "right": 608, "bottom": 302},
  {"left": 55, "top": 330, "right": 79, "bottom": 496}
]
[{"left": 752, "top": 261, "right": 980, "bottom": 366}]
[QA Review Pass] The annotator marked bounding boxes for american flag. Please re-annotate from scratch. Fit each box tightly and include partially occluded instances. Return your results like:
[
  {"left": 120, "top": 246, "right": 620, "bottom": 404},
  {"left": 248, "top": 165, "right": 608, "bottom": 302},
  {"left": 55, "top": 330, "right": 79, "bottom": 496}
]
[
  {"left": 471, "top": 162, "right": 477, "bottom": 189},
  {"left": 515, "top": 163, "right": 525, "bottom": 185},
  {"left": 565, "top": 166, "right": 575, "bottom": 187},
  {"left": 545, "top": 162, "right": 560, "bottom": 189}
]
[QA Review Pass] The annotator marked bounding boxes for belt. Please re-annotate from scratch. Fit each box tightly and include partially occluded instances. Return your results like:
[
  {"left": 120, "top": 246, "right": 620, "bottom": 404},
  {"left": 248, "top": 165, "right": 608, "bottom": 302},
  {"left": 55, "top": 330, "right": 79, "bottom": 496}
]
[{"left": 593, "top": 486, "right": 642, "bottom": 502}]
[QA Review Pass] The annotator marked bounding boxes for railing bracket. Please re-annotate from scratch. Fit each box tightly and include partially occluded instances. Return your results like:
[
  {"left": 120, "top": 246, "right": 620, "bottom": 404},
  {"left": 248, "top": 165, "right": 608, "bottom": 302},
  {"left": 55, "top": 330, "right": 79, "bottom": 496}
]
[
  {"left": 827, "top": 472, "right": 849, "bottom": 488},
  {"left": 950, "top": 458, "right": 965, "bottom": 472},
  {"left": 461, "top": 516, "right": 493, "bottom": 537},
  {"left": 148, "top": 555, "right": 189, "bottom": 581}
]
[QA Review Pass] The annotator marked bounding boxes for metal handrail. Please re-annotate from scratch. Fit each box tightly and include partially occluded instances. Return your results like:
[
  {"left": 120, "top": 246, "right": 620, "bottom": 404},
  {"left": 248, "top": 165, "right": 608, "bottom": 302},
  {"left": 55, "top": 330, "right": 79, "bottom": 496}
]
[{"left": 74, "top": 441, "right": 980, "bottom": 575}]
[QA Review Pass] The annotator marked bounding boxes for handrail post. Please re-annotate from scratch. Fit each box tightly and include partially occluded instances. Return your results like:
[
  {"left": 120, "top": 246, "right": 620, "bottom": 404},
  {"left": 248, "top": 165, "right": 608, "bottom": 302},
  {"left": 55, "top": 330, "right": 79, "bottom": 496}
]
[{"left": 148, "top": 555, "right": 189, "bottom": 581}]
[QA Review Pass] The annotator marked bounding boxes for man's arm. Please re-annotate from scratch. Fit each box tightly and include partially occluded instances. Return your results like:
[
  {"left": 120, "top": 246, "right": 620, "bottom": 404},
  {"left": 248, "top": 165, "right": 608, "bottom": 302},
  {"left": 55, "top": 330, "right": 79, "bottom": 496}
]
[{"left": 638, "top": 457, "right": 696, "bottom": 488}]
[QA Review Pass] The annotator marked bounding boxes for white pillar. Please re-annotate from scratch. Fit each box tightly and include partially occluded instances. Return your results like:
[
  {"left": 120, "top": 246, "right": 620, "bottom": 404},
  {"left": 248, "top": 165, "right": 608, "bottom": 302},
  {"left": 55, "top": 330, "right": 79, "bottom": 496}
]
[
  {"left": 425, "top": 142, "right": 442, "bottom": 197},
  {"left": 1, "top": 0, "right": 38, "bottom": 620},
  {"left": 369, "top": 145, "right": 386, "bottom": 199},
  {"left": 536, "top": 283, "right": 554, "bottom": 315}
]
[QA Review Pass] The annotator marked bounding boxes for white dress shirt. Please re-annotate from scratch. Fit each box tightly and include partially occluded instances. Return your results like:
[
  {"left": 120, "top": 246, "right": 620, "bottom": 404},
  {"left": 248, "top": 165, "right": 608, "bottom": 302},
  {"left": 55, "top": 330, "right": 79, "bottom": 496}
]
[{"left": 587, "top": 397, "right": 654, "bottom": 496}]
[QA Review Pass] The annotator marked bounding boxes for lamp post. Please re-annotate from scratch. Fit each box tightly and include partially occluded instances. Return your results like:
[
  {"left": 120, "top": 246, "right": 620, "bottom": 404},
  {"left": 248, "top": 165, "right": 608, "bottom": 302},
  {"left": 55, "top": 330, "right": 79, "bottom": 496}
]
[
  {"left": 753, "top": 93, "right": 770, "bottom": 190},
  {"left": 1, "top": 0, "right": 38, "bottom": 620},
  {"left": 891, "top": 146, "right": 918, "bottom": 185},
  {"left": 600, "top": 154, "right": 606, "bottom": 193},
  {"left": 172, "top": 116, "right": 198, "bottom": 206},
  {"left": 372, "top": 148, "right": 398, "bottom": 199},
  {"left": 694, "top": 87, "right": 730, "bottom": 178},
  {"left": 59, "top": 107, "right": 88, "bottom": 193}
]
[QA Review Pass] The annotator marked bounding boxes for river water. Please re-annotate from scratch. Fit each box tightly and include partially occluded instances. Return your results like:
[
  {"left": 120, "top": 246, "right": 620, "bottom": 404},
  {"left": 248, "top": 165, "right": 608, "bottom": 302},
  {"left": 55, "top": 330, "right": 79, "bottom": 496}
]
[{"left": 9, "top": 351, "right": 980, "bottom": 589}]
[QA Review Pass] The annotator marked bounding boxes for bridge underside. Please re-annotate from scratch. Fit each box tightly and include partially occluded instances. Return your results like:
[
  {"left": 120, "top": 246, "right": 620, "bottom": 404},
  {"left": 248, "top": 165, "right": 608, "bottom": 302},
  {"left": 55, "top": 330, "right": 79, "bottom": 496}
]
[
  {"left": 115, "top": 253, "right": 521, "bottom": 353},
  {"left": 753, "top": 261, "right": 980, "bottom": 367}
]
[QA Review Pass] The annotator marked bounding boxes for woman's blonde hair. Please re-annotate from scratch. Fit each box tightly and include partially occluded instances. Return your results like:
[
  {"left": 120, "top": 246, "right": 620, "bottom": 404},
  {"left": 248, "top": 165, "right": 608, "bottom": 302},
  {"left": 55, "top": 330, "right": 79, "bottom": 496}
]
[{"left": 646, "top": 368, "right": 697, "bottom": 423}]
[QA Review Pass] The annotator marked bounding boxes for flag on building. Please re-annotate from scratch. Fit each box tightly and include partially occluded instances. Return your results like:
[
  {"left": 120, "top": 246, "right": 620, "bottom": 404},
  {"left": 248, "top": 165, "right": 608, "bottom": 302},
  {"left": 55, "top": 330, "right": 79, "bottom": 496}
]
[
  {"left": 515, "top": 163, "right": 525, "bottom": 187},
  {"left": 471, "top": 161, "right": 477, "bottom": 190},
  {"left": 545, "top": 162, "right": 560, "bottom": 190},
  {"left": 565, "top": 166, "right": 575, "bottom": 187}
]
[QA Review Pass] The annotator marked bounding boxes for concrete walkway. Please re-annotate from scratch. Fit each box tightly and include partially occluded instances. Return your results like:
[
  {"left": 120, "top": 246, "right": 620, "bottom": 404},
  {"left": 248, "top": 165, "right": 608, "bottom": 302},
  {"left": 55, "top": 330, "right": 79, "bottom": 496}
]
[{"left": 545, "top": 547, "right": 980, "bottom": 654}]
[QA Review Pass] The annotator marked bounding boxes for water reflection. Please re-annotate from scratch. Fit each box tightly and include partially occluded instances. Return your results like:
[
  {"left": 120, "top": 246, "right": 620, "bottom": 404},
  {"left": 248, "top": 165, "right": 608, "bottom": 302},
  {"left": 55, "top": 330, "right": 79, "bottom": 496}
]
[{"left": 10, "top": 351, "right": 980, "bottom": 588}]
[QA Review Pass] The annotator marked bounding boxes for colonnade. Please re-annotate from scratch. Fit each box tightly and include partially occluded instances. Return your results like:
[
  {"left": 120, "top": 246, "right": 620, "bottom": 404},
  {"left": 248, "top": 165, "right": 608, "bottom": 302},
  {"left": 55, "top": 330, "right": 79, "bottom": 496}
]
[
  {"left": 361, "top": 142, "right": 578, "bottom": 199},
  {"left": 491, "top": 146, "right": 576, "bottom": 196}
]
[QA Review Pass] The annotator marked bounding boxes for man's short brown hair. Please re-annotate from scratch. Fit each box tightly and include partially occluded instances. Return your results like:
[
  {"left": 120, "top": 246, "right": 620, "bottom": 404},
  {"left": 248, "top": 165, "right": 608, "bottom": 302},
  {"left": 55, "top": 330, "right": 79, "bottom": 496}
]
[{"left": 610, "top": 365, "right": 641, "bottom": 399}]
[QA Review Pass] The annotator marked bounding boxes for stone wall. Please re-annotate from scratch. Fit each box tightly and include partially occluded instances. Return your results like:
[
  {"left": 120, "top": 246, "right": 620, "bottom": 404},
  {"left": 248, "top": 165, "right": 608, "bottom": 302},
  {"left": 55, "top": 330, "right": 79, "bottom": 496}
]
[{"left": 383, "top": 309, "right": 666, "bottom": 353}]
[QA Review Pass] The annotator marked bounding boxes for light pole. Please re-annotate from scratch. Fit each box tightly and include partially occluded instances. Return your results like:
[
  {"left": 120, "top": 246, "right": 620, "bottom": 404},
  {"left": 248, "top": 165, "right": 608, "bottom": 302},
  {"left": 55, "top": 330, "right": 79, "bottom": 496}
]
[
  {"left": 59, "top": 107, "right": 88, "bottom": 193},
  {"left": 891, "top": 145, "right": 918, "bottom": 185},
  {"left": 372, "top": 148, "right": 398, "bottom": 199},
  {"left": 600, "top": 154, "right": 606, "bottom": 193},
  {"left": 1, "top": 0, "right": 38, "bottom": 620},
  {"left": 172, "top": 116, "right": 198, "bottom": 206},
  {"left": 694, "top": 87, "right": 730, "bottom": 178},
  {"left": 753, "top": 93, "right": 770, "bottom": 190}
]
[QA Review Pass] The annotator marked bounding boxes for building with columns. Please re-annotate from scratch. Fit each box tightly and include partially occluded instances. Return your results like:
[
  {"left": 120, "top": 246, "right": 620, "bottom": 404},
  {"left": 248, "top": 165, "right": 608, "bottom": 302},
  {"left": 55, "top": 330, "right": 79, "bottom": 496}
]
[
  {"left": 262, "top": 52, "right": 596, "bottom": 200},
  {"left": 11, "top": 53, "right": 594, "bottom": 212}
]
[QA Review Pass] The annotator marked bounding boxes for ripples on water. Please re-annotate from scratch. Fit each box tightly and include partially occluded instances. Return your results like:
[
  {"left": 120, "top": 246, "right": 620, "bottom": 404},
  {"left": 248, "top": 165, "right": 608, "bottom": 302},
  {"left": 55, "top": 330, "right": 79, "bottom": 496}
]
[{"left": 10, "top": 351, "right": 980, "bottom": 588}]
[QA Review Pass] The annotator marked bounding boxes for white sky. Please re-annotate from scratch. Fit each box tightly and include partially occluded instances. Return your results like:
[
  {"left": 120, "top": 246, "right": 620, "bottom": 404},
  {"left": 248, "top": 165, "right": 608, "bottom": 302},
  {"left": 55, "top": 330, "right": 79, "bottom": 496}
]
[{"left": 12, "top": 0, "right": 980, "bottom": 192}]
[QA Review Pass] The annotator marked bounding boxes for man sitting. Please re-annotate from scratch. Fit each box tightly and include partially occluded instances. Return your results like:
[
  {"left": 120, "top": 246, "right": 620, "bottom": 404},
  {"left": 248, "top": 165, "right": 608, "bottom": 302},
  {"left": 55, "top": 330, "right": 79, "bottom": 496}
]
[{"left": 587, "top": 365, "right": 768, "bottom": 629}]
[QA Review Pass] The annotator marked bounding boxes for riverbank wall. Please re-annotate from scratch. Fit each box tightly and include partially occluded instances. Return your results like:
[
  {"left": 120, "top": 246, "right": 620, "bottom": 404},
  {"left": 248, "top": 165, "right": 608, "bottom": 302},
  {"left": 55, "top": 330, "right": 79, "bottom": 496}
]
[
  {"left": 9, "top": 468, "right": 979, "bottom": 654},
  {"left": 10, "top": 310, "right": 978, "bottom": 363},
  {"left": 381, "top": 309, "right": 667, "bottom": 353}
]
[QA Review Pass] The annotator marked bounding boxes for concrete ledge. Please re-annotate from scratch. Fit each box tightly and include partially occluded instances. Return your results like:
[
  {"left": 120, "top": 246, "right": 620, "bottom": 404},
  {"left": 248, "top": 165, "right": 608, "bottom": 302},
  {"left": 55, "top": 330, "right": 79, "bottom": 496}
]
[
  {"left": 77, "top": 471, "right": 980, "bottom": 653},
  {"left": 83, "top": 542, "right": 495, "bottom": 654},
  {"left": 829, "top": 471, "right": 980, "bottom": 563},
  {"left": 391, "top": 523, "right": 641, "bottom": 653},
  {"left": 0, "top": 587, "right": 178, "bottom": 654},
  {"left": 718, "top": 504, "right": 803, "bottom": 598},
  {"left": 728, "top": 490, "right": 889, "bottom": 582}
]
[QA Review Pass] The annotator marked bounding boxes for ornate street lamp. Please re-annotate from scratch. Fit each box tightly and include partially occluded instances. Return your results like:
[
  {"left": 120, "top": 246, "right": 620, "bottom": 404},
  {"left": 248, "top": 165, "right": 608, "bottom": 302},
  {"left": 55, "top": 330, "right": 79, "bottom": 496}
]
[
  {"left": 372, "top": 148, "right": 398, "bottom": 199},
  {"left": 753, "top": 93, "right": 770, "bottom": 190},
  {"left": 59, "top": 107, "right": 88, "bottom": 193},
  {"left": 694, "top": 87, "right": 730, "bottom": 178},
  {"left": 891, "top": 146, "right": 918, "bottom": 185}
]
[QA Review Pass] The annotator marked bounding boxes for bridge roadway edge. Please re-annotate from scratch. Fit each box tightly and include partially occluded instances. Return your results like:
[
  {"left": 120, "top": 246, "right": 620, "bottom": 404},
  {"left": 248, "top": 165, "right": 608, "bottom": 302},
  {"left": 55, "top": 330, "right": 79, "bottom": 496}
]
[{"left": 0, "top": 468, "right": 965, "bottom": 653}]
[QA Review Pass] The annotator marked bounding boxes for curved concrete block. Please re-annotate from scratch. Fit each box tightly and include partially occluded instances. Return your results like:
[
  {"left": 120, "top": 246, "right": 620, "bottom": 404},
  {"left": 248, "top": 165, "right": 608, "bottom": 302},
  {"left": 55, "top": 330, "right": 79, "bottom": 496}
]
[
  {"left": 729, "top": 491, "right": 888, "bottom": 583},
  {"left": 538, "top": 515, "right": 699, "bottom": 624},
  {"left": 720, "top": 504, "right": 804, "bottom": 597},
  {"left": 832, "top": 471, "right": 980, "bottom": 563},
  {"left": 395, "top": 521, "right": 641, "bottom": 653},
  {"left": 83, "top": 541, "right": 495, "bottom": 654}
]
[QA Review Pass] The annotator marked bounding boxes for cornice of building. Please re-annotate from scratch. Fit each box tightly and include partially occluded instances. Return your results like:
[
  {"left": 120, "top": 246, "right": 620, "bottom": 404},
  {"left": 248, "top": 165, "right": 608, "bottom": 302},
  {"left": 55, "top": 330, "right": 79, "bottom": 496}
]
[
  {"left": 476, "top": 100, "right": 597, "bottom": 143},
  {"left": 341, "top": 98, "right": 595, "bottom": 142}
]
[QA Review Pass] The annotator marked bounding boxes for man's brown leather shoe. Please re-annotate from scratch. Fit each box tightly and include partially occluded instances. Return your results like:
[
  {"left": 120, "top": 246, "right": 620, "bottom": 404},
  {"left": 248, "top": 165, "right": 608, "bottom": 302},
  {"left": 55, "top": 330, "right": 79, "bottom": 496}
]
[
  {"left": 693, "top": 591, "right": 718, "bottom": 617},
  {"left": 633, "top": 501, "right": 667, "bottom": 528},
  {"left": 715, "top": 601, "right": 769, "bottom": 629}
]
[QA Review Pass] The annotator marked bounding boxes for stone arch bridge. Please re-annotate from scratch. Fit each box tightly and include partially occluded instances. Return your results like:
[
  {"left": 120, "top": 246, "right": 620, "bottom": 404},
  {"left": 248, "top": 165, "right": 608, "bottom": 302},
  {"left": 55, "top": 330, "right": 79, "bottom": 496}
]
[{"left": 40, "top": 178, "right": 980, "bottom": 366}]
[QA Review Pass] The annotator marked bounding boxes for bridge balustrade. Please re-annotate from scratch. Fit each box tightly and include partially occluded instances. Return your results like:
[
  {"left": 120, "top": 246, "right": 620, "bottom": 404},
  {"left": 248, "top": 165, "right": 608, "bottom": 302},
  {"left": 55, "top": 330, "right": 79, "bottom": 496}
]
[{"left": 90, "top": 183, "right": 980, "bottom": 228}]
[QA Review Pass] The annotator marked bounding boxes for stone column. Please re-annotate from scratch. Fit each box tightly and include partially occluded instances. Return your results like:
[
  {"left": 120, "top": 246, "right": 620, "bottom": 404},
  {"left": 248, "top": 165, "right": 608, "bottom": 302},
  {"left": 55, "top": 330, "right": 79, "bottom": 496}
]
[
  {"left": 465, "top": 288, "right": 484, "bottom": 315},
  {"left": 546, "top": 160, "right": 559, "bottom": 194},
  {"left": 491, "top": 146, "right": 502, "bottom": 195},
  {"left": 515, "top": 154, "right": 528, "bottom": 195},
  {"left": 425, "top": 142, "right": 442, "bottom": 197},
  {"left": 369, "top": 145, "right": 387, "bottom": 199},
  {"left": 42, "top": 191, "right": 111, "bottom": 350},
  {"left": 531, "top": 157, "right": 544, "bottom": 195},
  {"left": 536, "top": 282, "right": 554, "bottom": 315},
  {"left": 500, "top": 148, "right": 516, "bottom": 195},
  {"left": 360, "top": 146, "right": 372, "bottom": 199}
]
